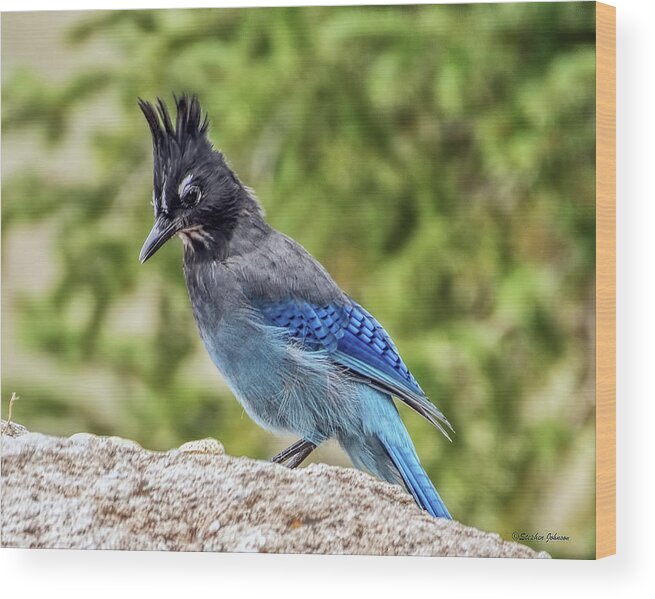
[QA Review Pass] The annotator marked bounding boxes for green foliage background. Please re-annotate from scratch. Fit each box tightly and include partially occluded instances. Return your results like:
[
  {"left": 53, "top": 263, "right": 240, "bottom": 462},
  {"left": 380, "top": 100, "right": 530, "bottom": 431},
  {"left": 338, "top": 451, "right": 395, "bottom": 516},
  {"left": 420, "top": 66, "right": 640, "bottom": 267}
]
[{"left": 1, "top": 3, "right": 596, "bottom": 558}]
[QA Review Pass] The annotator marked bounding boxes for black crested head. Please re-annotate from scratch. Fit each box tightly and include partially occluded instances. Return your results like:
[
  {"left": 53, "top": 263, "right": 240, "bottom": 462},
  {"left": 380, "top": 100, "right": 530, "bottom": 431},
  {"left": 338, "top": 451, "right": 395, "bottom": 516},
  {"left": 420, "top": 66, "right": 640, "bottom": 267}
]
[
  {"left": 138, "top": 94, "right": 261, "bottom": 263},
  {"left": 138, "top": 94, "right": 216, "bottom": 217}
]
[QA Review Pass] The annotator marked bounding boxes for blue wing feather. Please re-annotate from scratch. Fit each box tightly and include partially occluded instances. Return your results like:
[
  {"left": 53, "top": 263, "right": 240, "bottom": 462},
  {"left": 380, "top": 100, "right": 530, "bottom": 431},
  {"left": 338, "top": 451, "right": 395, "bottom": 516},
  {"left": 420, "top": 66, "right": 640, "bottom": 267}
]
[{"left": 256, "top": 298, "right": 453, "bottom": 438}]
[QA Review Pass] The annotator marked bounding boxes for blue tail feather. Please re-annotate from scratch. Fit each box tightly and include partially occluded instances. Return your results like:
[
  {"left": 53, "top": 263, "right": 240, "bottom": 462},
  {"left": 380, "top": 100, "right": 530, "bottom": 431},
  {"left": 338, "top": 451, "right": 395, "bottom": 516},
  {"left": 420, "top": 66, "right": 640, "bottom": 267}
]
[
  {"left": 338, "top": 385, "right": 452, "bottom": 520},
  {"left": 383, "top": 442, "right": 452, "bottom": 520}
]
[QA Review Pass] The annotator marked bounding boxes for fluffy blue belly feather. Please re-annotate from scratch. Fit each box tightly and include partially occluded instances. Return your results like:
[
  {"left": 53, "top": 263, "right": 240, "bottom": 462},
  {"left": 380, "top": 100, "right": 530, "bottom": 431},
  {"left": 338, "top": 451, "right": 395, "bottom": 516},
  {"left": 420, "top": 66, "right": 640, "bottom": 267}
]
[{"left": 198, "top": 307, "right": 360, "bottom": 443}]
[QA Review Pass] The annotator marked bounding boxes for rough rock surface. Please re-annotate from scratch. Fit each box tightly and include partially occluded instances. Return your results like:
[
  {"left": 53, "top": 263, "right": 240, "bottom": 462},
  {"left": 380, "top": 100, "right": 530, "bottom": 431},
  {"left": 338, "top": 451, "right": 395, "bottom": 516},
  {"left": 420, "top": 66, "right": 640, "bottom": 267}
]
[{"left": 1, "top": 421, "right": 548, "bottom": 557}]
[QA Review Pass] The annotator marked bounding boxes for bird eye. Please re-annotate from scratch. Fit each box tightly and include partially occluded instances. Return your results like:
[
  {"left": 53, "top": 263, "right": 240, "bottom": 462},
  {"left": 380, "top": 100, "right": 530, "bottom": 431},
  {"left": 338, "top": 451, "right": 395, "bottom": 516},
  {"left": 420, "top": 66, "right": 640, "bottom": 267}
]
[{"left": 182, "top": 185, "right": 202, "bottom": 207}]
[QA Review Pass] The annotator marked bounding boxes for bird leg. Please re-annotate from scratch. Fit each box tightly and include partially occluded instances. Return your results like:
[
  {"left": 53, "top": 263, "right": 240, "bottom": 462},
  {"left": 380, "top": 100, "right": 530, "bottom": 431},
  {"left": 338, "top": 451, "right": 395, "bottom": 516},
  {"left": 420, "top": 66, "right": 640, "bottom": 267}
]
[
  {"left": 284, "top": 443, "right": 317, "bottom": 469},
  {"left": 270, "top": 439, "right": 317, "bottom": 469}
]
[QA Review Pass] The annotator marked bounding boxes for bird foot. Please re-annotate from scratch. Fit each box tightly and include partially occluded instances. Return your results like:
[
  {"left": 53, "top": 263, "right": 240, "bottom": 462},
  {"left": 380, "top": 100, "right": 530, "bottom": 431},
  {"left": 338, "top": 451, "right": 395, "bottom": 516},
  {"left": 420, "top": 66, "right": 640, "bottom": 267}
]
[{"left": 270, "top": 439, "right": 317, "bottom": 469}]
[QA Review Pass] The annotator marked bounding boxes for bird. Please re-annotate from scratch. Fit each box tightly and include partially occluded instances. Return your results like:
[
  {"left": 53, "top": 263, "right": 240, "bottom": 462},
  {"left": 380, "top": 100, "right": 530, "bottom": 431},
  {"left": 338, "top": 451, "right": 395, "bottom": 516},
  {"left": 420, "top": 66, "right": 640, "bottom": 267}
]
[{"left": 138, "top": 94, "right": 453, "bottom": 519}]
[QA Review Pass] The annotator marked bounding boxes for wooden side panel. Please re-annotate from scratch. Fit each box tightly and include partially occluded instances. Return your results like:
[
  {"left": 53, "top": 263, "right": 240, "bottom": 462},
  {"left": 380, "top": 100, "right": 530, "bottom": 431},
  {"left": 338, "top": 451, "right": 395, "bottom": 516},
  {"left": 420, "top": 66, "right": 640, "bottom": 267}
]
[{"left": 595, "top": 1, "right": 616, "bottom": 560}]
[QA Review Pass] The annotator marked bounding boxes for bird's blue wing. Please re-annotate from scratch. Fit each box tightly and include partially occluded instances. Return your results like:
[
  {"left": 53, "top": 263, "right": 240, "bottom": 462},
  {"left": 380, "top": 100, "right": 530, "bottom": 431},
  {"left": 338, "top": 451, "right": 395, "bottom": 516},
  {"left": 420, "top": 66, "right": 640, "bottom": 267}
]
[{"left": 256, "top": 298, "right": 452, "bottom": 438}]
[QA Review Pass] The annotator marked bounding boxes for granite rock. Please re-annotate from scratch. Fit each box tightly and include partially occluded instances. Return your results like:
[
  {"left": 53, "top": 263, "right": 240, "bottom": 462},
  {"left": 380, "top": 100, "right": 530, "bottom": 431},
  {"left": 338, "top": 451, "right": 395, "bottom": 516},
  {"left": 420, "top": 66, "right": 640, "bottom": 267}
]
[{"left": 0, "top": 421, "right": 549, "bottom": 557}]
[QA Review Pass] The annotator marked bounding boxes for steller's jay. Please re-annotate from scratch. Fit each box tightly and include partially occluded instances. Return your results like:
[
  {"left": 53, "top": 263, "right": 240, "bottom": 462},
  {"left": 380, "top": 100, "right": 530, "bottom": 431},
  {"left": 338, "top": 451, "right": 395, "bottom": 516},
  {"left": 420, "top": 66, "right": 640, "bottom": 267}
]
[{"left": 138, "top": 95, "right": 453, "bottom": 519}]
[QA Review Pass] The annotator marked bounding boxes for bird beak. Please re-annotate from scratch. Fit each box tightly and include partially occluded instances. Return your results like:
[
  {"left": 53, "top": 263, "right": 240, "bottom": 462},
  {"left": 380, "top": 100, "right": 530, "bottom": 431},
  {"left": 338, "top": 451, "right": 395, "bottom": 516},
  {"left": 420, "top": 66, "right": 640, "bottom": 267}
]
[{"left": 139, "top": 215, "right": 179, "bottom": 263}]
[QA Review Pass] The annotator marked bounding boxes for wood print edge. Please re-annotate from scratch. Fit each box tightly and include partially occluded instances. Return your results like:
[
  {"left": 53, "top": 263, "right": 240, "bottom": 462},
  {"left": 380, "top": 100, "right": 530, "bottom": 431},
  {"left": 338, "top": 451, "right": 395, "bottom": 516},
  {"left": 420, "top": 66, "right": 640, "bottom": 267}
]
[{"left": 595, "top": 1, "right": 616, "bottom": 560}]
